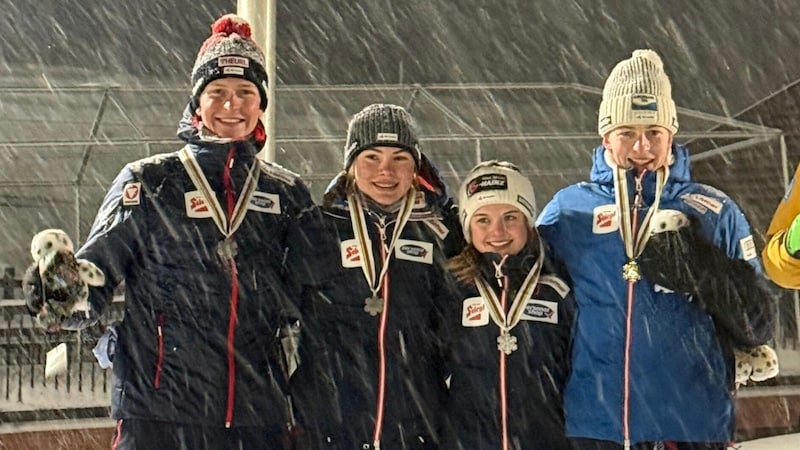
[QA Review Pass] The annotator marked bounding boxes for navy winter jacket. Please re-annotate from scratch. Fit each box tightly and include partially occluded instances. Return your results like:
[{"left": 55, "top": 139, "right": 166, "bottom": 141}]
[
  {"left": 289, "top": 174, "right": 461, "bottom": 449},
  {"left": 444, "top": 241, "right": 575, "bottom": 450},
  {"left": 74, "top": 106, "right": 312, "bottom": 428}
]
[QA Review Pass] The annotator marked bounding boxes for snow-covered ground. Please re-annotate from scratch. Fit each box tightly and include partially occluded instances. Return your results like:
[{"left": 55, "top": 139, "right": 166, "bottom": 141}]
[{"left": 739, "top": 432, "right": 800, "bottom": 449}]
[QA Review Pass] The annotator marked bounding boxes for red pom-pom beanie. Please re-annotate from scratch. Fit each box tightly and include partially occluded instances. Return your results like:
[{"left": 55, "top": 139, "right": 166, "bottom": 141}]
[{"left": 190, "top": 14, "right": 268, "bottom": 110}]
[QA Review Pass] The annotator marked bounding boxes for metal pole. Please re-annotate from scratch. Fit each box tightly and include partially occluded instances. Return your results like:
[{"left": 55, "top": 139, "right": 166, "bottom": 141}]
[{"left": 238, "top": 0, "right": 276, "bottom": 162}]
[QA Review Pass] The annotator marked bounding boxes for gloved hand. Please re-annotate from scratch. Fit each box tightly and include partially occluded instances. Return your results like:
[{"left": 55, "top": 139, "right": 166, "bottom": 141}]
[
  {"left": 784, "top": 213, "right": 800, "bottom": 257},
  {"left": 24, "top": 229, "right": 105, "bottom": 332},
  {"left": 734, "top": 344, "right": 779, "bottom": 387}
]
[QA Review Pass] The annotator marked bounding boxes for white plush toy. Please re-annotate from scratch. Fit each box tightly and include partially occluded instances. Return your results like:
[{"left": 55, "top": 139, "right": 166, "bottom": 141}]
[
  {"left": 29, "top": 229, "right": 105, "bottom": 317},
  {"left": 734, "top": 344, "right": 780, "bottom": 387}
]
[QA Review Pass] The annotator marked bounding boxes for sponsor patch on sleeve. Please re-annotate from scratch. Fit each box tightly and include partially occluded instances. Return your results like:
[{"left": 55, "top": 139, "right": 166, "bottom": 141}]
[
  {"left": 681, "top": 193, "right": 723, "bottom": 215},
  {"left": 740, "top": 235, "right": 757, "bottom": 261},
  {"left": 394, "top": 239, "right": 433, "bottom": 264},
  {"left": 122, "top": 182, "right": 141, "bottom": 206},
  {"left": 260, "top": 162, "right": 298, "bottom": 185},
  {"left": 422, "top": 218, "right": 450, "bottom": 240},
  {"left": 462, "top": 297, "right": 489, "bottom": 327}
]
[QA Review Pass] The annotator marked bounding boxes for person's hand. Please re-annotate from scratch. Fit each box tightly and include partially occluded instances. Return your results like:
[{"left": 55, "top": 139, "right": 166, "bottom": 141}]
[{"left": 784, "top": 213, "right": 800, "bottom": 257}]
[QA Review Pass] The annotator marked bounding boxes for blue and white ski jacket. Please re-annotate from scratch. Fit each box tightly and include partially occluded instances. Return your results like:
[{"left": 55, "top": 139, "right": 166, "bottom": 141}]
[{"left": 536, "top": 144, "right": 764, "bottom": 444}]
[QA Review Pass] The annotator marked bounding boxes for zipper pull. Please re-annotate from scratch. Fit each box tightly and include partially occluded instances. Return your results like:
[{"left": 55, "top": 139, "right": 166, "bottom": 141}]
[{"left": 492, "top": 254, "right": 509, "bottom": 288}]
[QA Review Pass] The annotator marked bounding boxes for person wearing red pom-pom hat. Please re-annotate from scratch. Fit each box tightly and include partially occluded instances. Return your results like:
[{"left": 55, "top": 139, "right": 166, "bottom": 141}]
[{"left": 22, "top": 13, "right": 317, "bottom": 450}]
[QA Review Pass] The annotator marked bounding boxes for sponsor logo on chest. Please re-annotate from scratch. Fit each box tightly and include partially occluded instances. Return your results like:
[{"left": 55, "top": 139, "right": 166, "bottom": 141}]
[{"left": 592, "top": 204, "right": 619, "bottom": 234}]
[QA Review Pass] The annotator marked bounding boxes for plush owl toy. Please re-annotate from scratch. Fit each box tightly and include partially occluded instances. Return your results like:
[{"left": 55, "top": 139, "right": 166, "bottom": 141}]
[
  {"left": 23, "top": 229, "right": 105, "bottom": 330},
  {"left": 645, "top": 210, "right": 780, "bottom": 387}
]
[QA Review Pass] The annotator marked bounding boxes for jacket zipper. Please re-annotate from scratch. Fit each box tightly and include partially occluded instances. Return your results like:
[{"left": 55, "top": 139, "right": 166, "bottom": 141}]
[
  {"left": 372, "top": 217, "right": 390, "bottom": 448},
  {"left": 494, "top": 258, "right": 511, "bottom": 450},
  {"left": 223, "top": 148, "right": 240, "bottom": 428},
  {"left": 154, "top": 313, "right": 165, "bottom": 389},
  {"left": 622, "top": 171, "right": 646, "bottom": 448}
]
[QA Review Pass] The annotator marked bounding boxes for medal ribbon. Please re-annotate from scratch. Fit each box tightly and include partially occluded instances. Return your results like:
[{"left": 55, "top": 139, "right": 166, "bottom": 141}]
[
  {"left": 472, "top": 236, "right": 545, "bottom": 335},
  {"left": 347, "top": 190, "right": 415, "bottom": 299},
  {"left": 613, "top": 166, "right": 668, "bottom": 262},
  {"left": 179, "top": 146, "right": 260, "bottom": 238}
]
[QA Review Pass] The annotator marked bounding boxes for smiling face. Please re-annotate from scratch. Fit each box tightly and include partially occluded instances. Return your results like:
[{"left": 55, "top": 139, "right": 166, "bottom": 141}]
[
  {"left": 351, "top": 146, "right": 416, "bottom": 206},
  {"left": 196, "top": 78, "right": 263, "bottom": 140},
  {"left": 469, "top": 203, "right": 530, "bottom": 256},
  {"left": 603, "top": 124, "right": 673, "bottom": 171}
]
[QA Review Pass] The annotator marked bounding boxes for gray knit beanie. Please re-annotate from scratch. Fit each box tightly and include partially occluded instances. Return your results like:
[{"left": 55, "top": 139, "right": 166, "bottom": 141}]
[{"left": 343, "top": 104, "right": 421, "bottom": 170}]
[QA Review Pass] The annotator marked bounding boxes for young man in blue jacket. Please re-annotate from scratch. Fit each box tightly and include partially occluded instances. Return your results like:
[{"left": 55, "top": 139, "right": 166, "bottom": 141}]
[{"left": 536, "top": 49, "right": 775, "bottom": 450}]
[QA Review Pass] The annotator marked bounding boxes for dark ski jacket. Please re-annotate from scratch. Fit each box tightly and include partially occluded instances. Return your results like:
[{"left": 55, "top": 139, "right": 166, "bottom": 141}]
[
  {"left": 289, "top": 172, "right": 461, "bottom": 449},
  {"left": 444, "top": 240, "right": 575, "bottom": 450},
  {"left": 74, "top": 105, "right": 312, "bottom": 428}
]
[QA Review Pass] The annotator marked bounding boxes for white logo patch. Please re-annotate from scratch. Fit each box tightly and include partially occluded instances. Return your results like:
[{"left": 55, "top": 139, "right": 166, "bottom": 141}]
[
  {"left": 592, "top": 204, "right": 619, "bottom": 234},
  {"left": 520, "top": 299, "right": 559, "bottom": 324},
  {"left": 222, "top": 67, "right": 245, "bottom": 76},
  {"left": 394, "top": 239, "right": 433, "bottom": 264},
  {"left": 423, "top": 218, "right": 450, "bottom": 240},
  {"left": 185, "top": 191, "right": 211, "bottom": 218},
  {"left": 681, "top": 193, "right": 723, "bottom": 215},
  {"left": 248, "top": 192, "right": 281, "bottom": 214},
  {"left": 122, "top": 182, "right": 141, "bottom": 206},
  {"left": 740, "top": 235, "right": 757, "bottom": 261},
  {"left": 376, "top": 132, "right": 399, "bottom": 142},
  {"left": 462, "top": 297, "right": 489, "bottom": 327},
  {"left": 340, "top": 239, "right": 363, "bottom": 268}
]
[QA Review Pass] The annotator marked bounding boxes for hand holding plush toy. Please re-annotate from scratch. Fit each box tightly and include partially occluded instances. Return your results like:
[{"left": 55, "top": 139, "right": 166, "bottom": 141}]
[{"left": 23, "top": 229, "right": 105, "bottom": 331}]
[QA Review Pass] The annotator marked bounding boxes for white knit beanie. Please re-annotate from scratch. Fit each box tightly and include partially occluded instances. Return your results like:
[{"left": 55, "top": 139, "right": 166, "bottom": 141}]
[
  {"left": 597, "top": 49, "right": 679, "bottom": 136},
  {"left": 458, "top": 161, "right": 535, "bottom": 243}
]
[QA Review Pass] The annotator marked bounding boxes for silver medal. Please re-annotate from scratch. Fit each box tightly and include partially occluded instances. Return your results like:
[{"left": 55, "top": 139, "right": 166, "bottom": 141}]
[
  {"left": 216, "top": 238, "right": 238, "bottom": 260},
  {"left": 497, "top": 333, "right": 518, "bottom": 355},
  {"left": 364, "top": 295, "right": 383, "bottom": 316}
]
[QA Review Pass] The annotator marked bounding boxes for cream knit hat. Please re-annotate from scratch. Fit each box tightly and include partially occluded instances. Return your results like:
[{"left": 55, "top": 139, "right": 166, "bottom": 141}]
[
  {"left": 597, "top": 49, "right": 679, "bottom": 136},
  {"left": 458, "top": 161, "right": 535, "bottom": 243}
]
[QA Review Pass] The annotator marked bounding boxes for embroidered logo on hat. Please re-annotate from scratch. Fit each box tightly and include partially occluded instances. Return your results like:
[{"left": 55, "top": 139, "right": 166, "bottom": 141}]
[
  {"left": 218, "top": 56, "right": 250, "bottom": 68},
  {"left": 376, "top": 132, "right": 399, "bottom": 142},
  {"left": 467, "top": 174, "right": 508, "bottom": 198},
  {"left": 631, "top": 94, "right": 658, "bottom": 111}
]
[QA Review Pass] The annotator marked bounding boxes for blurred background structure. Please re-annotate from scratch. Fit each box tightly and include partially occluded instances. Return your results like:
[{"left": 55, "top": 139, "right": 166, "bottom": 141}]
[{"left": 1, "top": 0, "right": 800, "bottom": 447}]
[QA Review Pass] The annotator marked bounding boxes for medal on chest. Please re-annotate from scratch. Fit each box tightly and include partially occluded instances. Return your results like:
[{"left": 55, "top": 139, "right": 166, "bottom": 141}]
[
  {"left": 474, "top": 237, "right": 545, "bottom": 355},
  {"left": 613, "top": 166, "right": 667, "bottom": 281},
  {"left": 347, "top": 191, "right": 416, "bottom": 317}
]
